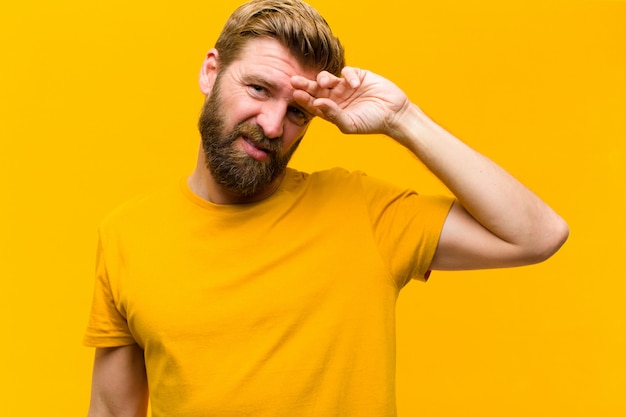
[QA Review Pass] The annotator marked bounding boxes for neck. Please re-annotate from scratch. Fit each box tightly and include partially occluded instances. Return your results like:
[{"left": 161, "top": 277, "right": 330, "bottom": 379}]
[{"left": 188, "top": 144, "right": 283, "bottom": 205}]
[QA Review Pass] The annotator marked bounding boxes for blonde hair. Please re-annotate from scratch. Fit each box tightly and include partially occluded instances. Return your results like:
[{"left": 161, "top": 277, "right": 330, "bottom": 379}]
[{"left": 214, "top": 0, "right": 345, "bottom": 76}]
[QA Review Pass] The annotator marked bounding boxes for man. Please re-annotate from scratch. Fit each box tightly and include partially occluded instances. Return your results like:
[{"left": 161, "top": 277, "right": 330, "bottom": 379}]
[{"left": 85, "top": 0, "right": 568, "bottom": 416}]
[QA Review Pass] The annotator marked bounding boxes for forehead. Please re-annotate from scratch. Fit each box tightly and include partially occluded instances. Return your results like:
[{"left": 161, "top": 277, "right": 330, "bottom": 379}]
[{"left": 226, "top": 37, "right": 318, "bottom": 81}]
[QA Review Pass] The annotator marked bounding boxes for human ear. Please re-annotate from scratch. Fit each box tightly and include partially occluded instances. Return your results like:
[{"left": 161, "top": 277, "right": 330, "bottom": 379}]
[{"left": 199, "top": 48, "right": 219, "bottom": 95}]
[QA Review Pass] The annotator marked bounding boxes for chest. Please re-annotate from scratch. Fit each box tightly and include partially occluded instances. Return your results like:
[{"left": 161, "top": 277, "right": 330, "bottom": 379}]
[{"left": 115, "top": 211, "right": 394, "bottom": 350}]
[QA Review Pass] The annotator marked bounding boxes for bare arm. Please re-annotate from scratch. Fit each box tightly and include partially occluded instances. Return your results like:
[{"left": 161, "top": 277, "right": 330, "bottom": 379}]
[
  {"left": 292, "top": 68, "right": 568, "bottom": 270},
  {"left": 87, "top": 344, "right": 149, "bottom": 417},
  {"left": 395, "top": 105, "right": 569, "bottom": 269}
]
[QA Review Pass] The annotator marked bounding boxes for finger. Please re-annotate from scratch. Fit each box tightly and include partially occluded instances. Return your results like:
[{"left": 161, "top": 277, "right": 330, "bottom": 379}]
[
  {"left": 290, "top": 75, "right": 316, "bottom": 93},
  {"left": 291, "top": 75, "right": 330, "bottom": 100},
  {"left": 293, "top": 88, "right": 338, "bottom": 120},
  {"left": 311, "top": 97, "right": 342, "bottom": 122},
  {"left": 341, "top": 66, "right": 361, "bottom": 89},
  {"left": 293, "top": 89, "right": 325, "bottom": 118},
  {"left": 312, "top": 98, "right": 357, "bottom": 133},
  {"left": 316, "top": 71, "right": 342, "bottom": 90},
  {"left": 292, "top": 72, "right": 340, "bottom": 101},
  {"left": 293, "top": 90, "right": 356, "bottom": 133}
]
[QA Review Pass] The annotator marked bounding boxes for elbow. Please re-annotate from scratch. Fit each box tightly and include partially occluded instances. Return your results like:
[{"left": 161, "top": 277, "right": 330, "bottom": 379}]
[
  {"left": 547, "top": 215, "right": 570, "bottom": 257},
  {"left": 526, "top": 215, "right": 569, "bottom": 264}
]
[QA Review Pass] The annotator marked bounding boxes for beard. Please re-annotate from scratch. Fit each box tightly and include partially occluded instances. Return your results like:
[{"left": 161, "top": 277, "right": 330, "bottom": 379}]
[{"left": 198, "top": 78, "right": 302, "bottom": 197}]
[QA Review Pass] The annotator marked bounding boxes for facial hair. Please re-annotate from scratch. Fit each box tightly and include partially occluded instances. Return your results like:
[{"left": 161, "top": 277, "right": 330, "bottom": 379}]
[{"left": 198, "top": 77, "right": 302, "bottom": 197}]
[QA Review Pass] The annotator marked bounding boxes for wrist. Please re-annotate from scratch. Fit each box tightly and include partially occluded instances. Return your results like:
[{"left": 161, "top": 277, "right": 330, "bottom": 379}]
[{"left": 388, "top": 102, "right": 434, "bottom": 150}]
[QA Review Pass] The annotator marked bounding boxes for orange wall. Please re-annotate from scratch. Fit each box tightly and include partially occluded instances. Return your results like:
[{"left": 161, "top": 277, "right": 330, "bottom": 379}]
[{"left": 1, "top": 0, "right": 624, "bottom": 415}]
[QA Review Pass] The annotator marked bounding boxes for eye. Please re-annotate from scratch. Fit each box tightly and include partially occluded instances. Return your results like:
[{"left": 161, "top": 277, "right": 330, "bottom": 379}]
[
  {"left": 249, "top": 84, "right": 268, "bottom": 97},
  {"left": 287, "top": 106, "right": 311, "bottom": 126}
]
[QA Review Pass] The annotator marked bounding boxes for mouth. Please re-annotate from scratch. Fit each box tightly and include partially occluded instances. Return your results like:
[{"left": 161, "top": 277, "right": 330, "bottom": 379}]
[
  {"left": 244, "top": 136, "right": 271, "bottom": 153},
  {"left": 241, "top": 135, "right": 272, "bottom": 161}
]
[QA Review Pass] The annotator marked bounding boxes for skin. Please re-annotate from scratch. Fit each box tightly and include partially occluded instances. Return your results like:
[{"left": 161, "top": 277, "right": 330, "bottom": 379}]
[
  {"left": 189, "top": 38, "right": 319, "bottom": 204},
  {"left": 289, "top": 66, "right": 568, "bottom": 269},
  {"left": 87, "top": 37, "right": 569, "bottom": 417},
  {"left": 87, "top": 344, "right": 148, "bottom": 417}
]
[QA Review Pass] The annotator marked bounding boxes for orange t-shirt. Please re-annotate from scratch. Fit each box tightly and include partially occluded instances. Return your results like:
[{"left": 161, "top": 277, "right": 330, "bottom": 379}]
[{"left": 84, "top": 168, "right": 453, "bottom": 417}]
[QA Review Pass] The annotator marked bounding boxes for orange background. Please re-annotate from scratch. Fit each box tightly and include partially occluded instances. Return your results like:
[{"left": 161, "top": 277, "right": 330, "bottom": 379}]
[{"left": 1, "top": 1, "right": 624, "bottom": 415}]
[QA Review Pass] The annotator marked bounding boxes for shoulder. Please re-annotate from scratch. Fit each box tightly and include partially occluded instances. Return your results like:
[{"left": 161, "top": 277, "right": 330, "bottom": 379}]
[
  {"left": 98, "top": 179, "right": 182, "bottom": 237},
  {"left": 286, "top": 167, "right": 376, "bottom": 190},
  {"left": 296, "top": 168, "right": 454, "bottom": 220},
  {"left": 285, "top": 166, "right": 433, "bottom": 204}
]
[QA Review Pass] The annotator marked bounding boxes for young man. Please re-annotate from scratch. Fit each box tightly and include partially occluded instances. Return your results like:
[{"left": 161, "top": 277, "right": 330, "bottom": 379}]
[{"left": 85, "top": 1, "right": 568, "bottom": 416}]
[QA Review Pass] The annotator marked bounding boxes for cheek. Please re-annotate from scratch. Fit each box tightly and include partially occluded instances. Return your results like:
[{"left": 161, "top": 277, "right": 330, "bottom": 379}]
[
  {"left": 282, "top": 125, "right": 308, "bottom": 149},
  {"left": 223, "top": 94, "right": 261, "bottom": 126}
]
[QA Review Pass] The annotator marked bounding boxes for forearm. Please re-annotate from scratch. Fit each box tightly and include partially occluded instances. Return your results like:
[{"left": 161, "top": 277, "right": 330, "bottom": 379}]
[
  {"left": 293, "top": 66, "right": 567, "bottom": 266},
  {"left": 392, "top": 103, "right": 568, "bottom": 260}
]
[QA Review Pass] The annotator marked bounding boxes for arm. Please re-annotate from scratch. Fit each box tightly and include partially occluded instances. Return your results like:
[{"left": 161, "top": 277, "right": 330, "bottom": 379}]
[
  {"left": 87, "top": 344, "right": 149, "bottom": 417},
  {"left": 396, "top": 105, "right": 569, "bottom": 269},
  {"left": 292, "top": 68, "right": 568, "bottom": 270}
]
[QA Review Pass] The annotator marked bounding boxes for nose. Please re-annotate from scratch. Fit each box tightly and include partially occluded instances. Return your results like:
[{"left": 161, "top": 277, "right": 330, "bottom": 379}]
[{"left": 256, "top": 101, "right": 285, "bottom": 139}]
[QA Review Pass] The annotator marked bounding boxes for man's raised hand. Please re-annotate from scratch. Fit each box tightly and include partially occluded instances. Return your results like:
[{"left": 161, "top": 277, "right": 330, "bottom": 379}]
[{"left": 291, "top": 67, "right": 411, "bottom": 138}]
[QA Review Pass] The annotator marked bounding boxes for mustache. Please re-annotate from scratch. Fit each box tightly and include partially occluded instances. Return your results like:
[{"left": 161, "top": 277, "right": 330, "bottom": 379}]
[{"left": 232, "top": 123, "right": 282, "bottom": 153}]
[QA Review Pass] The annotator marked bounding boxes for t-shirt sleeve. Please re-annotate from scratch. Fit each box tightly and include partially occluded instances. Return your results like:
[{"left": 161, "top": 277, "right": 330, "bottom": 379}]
[
  {"left": 360, "top": 173, "right": 454, "bottom": 287},
  {"left": 83, "top": 232, "right": 136, "bottom": 347}
]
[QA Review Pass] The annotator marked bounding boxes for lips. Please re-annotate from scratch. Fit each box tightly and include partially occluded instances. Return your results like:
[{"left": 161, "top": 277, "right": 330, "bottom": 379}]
[
  {"left": 244, "top": 136, "right": 270, "bottom": 153},
  {"left": 241, "top": 135, "right": 272, "bottom": 161}
]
